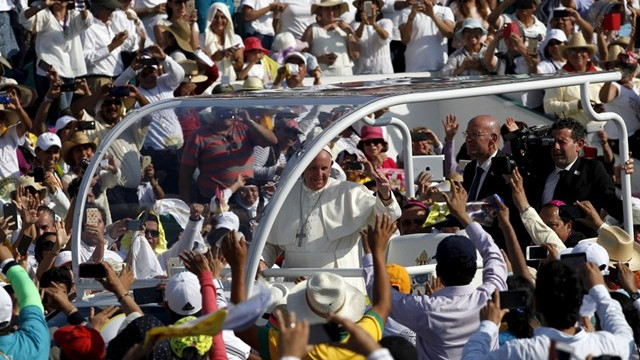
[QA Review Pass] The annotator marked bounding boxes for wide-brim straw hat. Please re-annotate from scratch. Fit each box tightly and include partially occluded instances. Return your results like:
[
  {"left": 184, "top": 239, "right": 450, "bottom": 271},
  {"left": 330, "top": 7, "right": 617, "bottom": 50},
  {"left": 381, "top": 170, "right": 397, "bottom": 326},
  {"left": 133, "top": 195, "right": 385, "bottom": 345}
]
[
  {"left": 61, "top": 131, "right": 99, "bottom": 166},
  {"left": 595, "top": 225, "right": 640, "bottom": 271},
  {"left": 159, "top": 21, "right": 194, "bottom": 54},
  {"left": 602, "top": 44, "right": 624, "bottom": 64},
  {"left": 286, "top": 272, "right": 365, "bottom": 325},
  {"left": 311, "top": 0, "right": 349, "bottom": 16},
  {"left": 178, "top": 60, "right": 208, "bottom": 83},
  {"left": 560, "top": 32, "right": 597, "bottom": 58},
  {"left": 0, "top": 78, "right": 36, "bottom": 108}
]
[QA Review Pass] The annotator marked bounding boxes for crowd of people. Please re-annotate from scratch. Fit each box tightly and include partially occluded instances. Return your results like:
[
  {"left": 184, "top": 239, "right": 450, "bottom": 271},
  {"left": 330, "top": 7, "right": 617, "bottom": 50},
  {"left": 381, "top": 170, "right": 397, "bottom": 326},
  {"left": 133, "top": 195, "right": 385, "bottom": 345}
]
[{"left": 1, "top": 0, "right": 640, "bottom": 358}]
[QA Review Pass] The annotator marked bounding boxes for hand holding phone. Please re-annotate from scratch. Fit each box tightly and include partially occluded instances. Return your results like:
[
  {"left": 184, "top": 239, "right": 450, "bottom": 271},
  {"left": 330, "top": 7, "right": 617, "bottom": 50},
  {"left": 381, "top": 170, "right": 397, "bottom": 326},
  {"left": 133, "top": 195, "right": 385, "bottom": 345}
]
[
  {"left": 2, "top": 203, "right": 18, "bottom": 230},
  {"left": 38, "top": 59, "right": 53, "bottom": 73},
  {"left": 79, "top": 263, "right": 108, "bottom": 278},
  {"left": 86, "top": 208, "right": 100, "bottom": 227},
  {"left": 498, "top": 290, "right": 529, "bottom": 310},
  {"left": 526, "top": 246, "right": 548, "bottom": 261}
]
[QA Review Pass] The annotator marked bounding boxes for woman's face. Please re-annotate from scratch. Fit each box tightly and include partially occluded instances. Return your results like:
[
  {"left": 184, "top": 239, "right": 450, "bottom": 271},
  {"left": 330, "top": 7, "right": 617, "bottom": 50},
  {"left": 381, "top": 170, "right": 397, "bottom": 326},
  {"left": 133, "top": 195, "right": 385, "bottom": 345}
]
[
  {"left": 546, "top": 39, "right": 564, "bottom": 59},
  {"left": 72, "top": 144, "right": 94, "bottom": 167},
  {"left": 168, "top": 0, "right": 187, "bottom": 19},
  {"left": 362, "top": 139, "right": 385, "bottom": 159},
  {"left": 320, "top": 5, "right": 341, "bottom": 23},
  {"left": 462, "top": 28, "right": 483, "bottom": 51},
  {"left": 211, "top": 10, "right": 227, "bottom": 34}
]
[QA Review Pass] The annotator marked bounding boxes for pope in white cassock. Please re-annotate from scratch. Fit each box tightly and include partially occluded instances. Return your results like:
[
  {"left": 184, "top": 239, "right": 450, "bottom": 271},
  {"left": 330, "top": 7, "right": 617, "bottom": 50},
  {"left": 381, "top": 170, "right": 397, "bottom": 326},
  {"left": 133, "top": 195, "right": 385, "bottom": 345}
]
[{"left": 260, "top": 148, "right": 402, "bottom": 290}]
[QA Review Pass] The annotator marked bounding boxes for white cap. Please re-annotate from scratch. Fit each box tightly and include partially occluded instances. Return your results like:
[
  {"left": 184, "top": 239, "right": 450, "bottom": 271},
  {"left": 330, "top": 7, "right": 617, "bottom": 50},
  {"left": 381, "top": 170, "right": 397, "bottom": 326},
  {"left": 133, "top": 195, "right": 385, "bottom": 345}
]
[
  {"left": 36, "top": 132, "right": 62, "bottom": 151},
  {"left": 284, "top": 52, "right": 307, "bottom": 66},
  {"left": 54, "top": 115, "right": 77, "bottom": 133},
  {"left": 214, "top": 211, "right": 240, "bottom": 231},
  {"left": 0, "top": 284, "right": 12, "bottom": 328},
  {"left": 571, "top": 240, "right": 610, "bottom": 275},
  {"left": 54, "top": 251, "right": 72, "bottom": 268},
  {"left": 166, "top": 272, "right": 202, "bottom": 316}
]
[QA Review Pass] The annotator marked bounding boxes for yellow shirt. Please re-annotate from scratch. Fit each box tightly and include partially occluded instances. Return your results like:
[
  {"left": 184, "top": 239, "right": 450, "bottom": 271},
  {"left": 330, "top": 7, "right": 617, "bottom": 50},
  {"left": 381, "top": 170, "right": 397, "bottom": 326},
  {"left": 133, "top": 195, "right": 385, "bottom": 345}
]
[{"left": 258, "top": 310, "right": 384, "bottom": 360}]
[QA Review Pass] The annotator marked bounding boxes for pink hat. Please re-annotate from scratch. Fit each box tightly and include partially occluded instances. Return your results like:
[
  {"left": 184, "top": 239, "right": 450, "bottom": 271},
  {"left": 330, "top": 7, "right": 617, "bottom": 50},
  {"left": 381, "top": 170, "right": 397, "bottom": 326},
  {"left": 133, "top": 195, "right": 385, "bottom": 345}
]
[
  {"left": 244, "top": 37, "right": 270, "bottom": 55},
  {"left": 359, "top": 125, "right": 386, "bottom": 142}
]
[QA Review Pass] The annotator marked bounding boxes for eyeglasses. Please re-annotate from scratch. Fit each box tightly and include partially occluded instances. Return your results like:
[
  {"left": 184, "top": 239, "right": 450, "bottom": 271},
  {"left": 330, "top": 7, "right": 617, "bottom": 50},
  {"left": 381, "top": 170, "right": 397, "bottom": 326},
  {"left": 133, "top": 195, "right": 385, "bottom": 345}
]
[
  {"left": 463, "top": 131, "right": 492, "bottom": 139},
  {"left": 569, "top": 48, "right": 589, "bottom": 54},
  {"left": 145, "top": 229, "right": 160, "bottom": 238}
]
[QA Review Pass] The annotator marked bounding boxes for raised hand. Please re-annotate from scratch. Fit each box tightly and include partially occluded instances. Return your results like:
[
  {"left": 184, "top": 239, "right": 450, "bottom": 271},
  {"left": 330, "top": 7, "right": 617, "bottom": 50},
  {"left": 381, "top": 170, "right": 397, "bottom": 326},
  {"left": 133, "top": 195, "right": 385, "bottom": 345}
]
[
  {"left": 276, "top": 310, "right": 310, "bottom": 359},
  {"left": 442, "top": 180, "right": 470, "bottom": 225},
  {"left": 89, "top": 305, "right": 119, "bottom": 330},
  {"left": 220, "top": 231, "right": 247, "bottom": 271},
  {"left": 180, "top": 250, "right": 210, "bottom": 277},
  {"left": 480, "top": 290, "right": 509, "bottom": 325},
  {"left": 442, "top": 114, "right": 459, "bottom": 142},
  {"left": 366, "top": 214, "right": 396, "bottom": 257}
]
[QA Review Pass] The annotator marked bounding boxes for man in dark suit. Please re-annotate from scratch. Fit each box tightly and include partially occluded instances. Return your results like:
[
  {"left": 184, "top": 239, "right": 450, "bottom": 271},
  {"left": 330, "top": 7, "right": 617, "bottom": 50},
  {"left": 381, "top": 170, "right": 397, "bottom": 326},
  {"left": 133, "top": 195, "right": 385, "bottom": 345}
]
[
  {"left": 537, "top": 118, "right": 622, "bottom": 230},
  {"left": 462, "top": 115, "right": 529, "bottom": 249}
]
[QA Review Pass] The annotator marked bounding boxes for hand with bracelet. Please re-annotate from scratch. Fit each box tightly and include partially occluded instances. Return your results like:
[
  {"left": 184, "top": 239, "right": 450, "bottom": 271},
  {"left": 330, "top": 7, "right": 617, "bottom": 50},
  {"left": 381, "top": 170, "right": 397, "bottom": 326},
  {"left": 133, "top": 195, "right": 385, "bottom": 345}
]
[{"left": 97, "top": 262, "right": 142, "bottom": 317}]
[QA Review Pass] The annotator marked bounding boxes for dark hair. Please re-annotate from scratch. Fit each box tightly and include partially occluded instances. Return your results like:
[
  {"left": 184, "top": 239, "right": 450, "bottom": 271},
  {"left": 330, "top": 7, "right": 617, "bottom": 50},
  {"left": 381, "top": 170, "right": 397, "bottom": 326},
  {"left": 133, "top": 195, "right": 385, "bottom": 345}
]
[
  {"left": 37, "top": 205, "right": 56, "bottom": 220},
  {"left": 354, "top": 0, "right": 384, "bottom": 22},
  {"left": 83, "top": 203, "right": 107, "bottom": 226},
  {"left": 503, "top": 276, "right": 535, "bottom": 339},
  {"left": 178, "top": 347, "right": 207, "bottom": 360},
  {"left": 379, "top": 336, "right": 418, "bottom": 360},
  {"left": 357, "top": 139, "right": 390, "bottom": 153},
  {"left": 40, "top": 267, "right": 73, "bottom": 294},
  {"left": 34, "top": 232, "right": 57, "bottom": 263},
  {"left": 535, "top": 261, "right": 582, "bottom": 329},
  {"left": 609, "top": 291, "right": 640, "bottom": 344},
  {"left": 550, "top": 118, "right": 586, "bottom": 142},
  {"left": 436, "top": 257, "right": 476, "bottom": 286}
]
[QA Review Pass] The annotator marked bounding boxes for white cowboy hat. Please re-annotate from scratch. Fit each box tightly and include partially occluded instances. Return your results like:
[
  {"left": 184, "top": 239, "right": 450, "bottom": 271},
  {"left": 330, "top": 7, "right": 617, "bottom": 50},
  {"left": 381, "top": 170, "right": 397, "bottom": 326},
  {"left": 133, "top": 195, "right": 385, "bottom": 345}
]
[
  {"left": 311, "top": 0, "right": 349, "bottom": 16},
  {"left": 596, "top": 225, "right": 640, "bottom": 271},
  {"left": 286, "top": 272, "right": 365, "bottom": 325},
  {"left": 560, "top": 32, "right": 597, "bottom": 58}
]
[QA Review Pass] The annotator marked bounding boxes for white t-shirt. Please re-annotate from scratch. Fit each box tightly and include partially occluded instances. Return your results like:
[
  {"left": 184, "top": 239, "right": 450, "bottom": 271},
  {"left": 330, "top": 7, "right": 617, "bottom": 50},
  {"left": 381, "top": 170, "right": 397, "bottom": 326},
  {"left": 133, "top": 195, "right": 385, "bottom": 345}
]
[
  {"left": 242, "top": 0, "right": 275, "bottom": 36},
  {"left": 0, "top": 125, "right": 23, "bottom": 178},
  {"left": 381, "top": 0, "right": 406, "bottom": 41},
  {"left": 278, "top": 0, "right": 318, "bottom": 39},
  {"left": 402, "top": 7, "right": 454, "bottom": 72},
  {"left": 603, "top": 80, "right": 640, "bottom": 139}
]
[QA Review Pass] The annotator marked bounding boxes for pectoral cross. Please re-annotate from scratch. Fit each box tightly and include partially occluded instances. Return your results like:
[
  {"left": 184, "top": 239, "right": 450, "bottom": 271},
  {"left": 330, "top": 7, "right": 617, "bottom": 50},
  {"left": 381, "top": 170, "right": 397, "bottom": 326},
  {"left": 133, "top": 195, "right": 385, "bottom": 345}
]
[{"left": 296, "top": 227, "right": 306, "bottom": 247}]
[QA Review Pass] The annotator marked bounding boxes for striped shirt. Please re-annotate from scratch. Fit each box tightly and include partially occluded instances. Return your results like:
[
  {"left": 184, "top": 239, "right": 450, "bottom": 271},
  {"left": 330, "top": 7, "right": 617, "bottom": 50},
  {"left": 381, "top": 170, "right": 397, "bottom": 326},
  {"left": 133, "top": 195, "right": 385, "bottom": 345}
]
[{"left": 181, "top": 122, "right": 255, "bottom": 198}]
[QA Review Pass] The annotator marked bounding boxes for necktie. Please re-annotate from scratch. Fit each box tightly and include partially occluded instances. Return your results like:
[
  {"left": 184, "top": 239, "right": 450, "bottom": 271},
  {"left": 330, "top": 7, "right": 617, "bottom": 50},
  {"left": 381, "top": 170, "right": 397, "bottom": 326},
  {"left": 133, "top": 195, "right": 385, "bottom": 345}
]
[{"left": 468, "top": 167, "right": 485, "bottom": 201}]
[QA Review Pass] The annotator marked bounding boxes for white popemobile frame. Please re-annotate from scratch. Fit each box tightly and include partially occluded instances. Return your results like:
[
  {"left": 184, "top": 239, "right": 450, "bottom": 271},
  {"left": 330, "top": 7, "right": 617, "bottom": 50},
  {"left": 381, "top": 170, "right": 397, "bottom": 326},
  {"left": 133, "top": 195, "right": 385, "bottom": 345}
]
[{"left": 70, "top": 72, "right": 633, "bottom": 297}]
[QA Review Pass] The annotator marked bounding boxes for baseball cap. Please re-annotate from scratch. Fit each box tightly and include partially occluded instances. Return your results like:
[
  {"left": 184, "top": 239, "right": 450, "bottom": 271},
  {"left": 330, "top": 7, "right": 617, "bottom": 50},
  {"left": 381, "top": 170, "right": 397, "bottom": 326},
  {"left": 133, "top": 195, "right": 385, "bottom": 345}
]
[
  {"left": 54, "top": 115, "right": 77, "bottom": 133},
  {"left": 0, "top": 284, "right": 12, "bottom": 329},
  {"left": 36, "top": 132, "right": 62, "bottom": 151},
  {"left": 54, "top": 251, "right": 73, "bottom": 268},
  {"left": 567, "top": 240, "right": 610, "bottom": 275},
  {"left": 387, "top": 264, "right": 411, "bottom": 294},
  {"left": 435, "top": 235, "right": 477, "bottom": 263},
  {"left": 53, "top": 325, "right": 106, "bottom": 360},
  {"left": 284, "top": 51, "right": 307, "bottom": 65},
  {"left": 208, "top": 211, "right": 240, "bottom": 246},
  {"left": 166, "top": 272, "right": 202, "bottom": 316}
]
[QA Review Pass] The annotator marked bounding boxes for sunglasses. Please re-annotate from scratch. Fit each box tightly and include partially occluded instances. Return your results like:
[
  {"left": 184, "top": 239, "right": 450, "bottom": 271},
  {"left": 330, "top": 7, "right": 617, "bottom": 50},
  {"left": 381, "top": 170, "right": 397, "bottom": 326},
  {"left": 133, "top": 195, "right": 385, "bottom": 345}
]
[
  {"left": 103, "top": 99, "right": 122, "bottom": 107},
  {"left": 145, "top": 229, "right": 160, "bottom": 238},
  {"left": 363, "top": 139, "right": 385, "bottom": 146}
]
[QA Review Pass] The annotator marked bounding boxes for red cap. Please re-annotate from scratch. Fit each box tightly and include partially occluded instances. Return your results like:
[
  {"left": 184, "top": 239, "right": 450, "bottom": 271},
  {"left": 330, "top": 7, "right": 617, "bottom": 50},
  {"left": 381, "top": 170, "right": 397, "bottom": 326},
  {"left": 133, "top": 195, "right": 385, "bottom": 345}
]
[
  {"left": 244, "top": 37, "right": 270, "bottom": 55},
  {"left": 54, "top": 325, "right": 106, "bottom": 360}
]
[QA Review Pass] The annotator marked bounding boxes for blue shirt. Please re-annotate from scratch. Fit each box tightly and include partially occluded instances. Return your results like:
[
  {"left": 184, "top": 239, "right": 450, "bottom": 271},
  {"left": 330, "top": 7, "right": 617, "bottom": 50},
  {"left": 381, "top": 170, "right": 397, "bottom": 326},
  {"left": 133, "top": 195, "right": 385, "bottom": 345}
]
[{"left": 0, "top": 306, "right": 50, "bottom": 360}]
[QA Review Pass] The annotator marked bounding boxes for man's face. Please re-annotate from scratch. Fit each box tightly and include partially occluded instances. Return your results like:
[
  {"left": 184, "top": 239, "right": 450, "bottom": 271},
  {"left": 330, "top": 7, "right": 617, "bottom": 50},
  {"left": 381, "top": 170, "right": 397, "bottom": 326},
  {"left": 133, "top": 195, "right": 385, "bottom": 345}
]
[
  {"left": 101, "top": 97, "right": 122, "bottom": 124},
  {"left": 239, "top": 186, "right": 259, "bottom": 205},
  {"left": 540, "top": 206, "right": 572, "bottom": 242},
  {"left": 551, "top": 128, "right": 583, "bottom": 168},
  {"left": 462, "top": 28, "right": 483, "bottom": 49},
  {"left": 144, "top": 220, "right": 160, "bottom": 249},
  {"left": 35, "top": 147, "right": 61, "bottom": 171},
  {"left": 399, "top": 206, "right": 428, "bottom": 235},
  {"left": 35, "top": 211, "right": 55, "bottom": 237},
  {"left": 72, "top": 144, "right": 94, "bottom": 166},
  {"left": 465, "top": 117, "right": 496, "bottom": 161},
  {"left": 139, "top": 67, "right": 159, "bottom": 88},
  {"left": 303, "top": 151, "right": 332, "bottom": 191}
]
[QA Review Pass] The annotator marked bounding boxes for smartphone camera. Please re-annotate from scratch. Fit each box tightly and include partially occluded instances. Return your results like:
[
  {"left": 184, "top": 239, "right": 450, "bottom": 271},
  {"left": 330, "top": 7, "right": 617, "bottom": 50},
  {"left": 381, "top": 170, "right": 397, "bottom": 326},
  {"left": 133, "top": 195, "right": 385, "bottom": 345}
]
[
  {"left": 0, "top": 92, "right": 10, "bottom": 105},
  {"left": 33, "top": 167, "right": 45, "bottom": 183},
  {"left": 109, "top": 86, "right": 131, "bottom": 98},
  {"left": 142, "top": 58, "right": 159, "bottom": 67},
  {"left": 59, "top": 83, "right": 77, "bottom": 92},
  {"left": 77, "top": 121, "right": 96, "bottom": 131}
]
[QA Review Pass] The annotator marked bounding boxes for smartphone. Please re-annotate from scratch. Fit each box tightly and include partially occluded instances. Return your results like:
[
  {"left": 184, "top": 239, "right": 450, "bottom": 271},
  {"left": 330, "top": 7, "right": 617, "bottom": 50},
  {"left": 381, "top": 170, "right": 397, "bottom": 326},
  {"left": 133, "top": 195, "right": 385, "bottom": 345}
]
[
  {"left": 127, "top": 220, "right": 141, "bottom": 231},
  {"left": 503, "top": 22, "right": 521, "bottom": 39},
  {"left": 498, "top": 290, "right": 528, "bottom": 310},
  {"left": 86, "top": 208, "right": 100, "bottom": 227},
  {"left": 526, "top": 246, "right": 548, "bottom": 261},
  {"left": 553, "top": 9, "right": 570, "bottom": 18},
  {"left": 307, "top": 322, "right": 343, "bottom": 345},
  {"left": 141, "top": 58, "right": 158, "bottom": 67},
  {"left": 166, "top": 257, "right": 182, "bottom": 277},
  {"left": 558, "top": 204, "right": 584, "bottom": 220},
  {"left": 33, "top": 166, "right": 45, "bottom": 183},
  {"left": 133, "top": 287, "right": 164, "bottom": 305},
  {"left": 17, "top": 235, "right": 33, "bottom": 256},
  {"left": 527, "top": 38, "right": 539, "bottom": 55},
  {"left": 59, "top": 83, "right": 76, "bottom": 92},
  {"left": 364, "top": 0, "right": 373, "bottom": 18},
  {"left": 560, "top": 252, "right": 587, "bottom": 270},
  {"left": 77, "top": 120, "right": 95, "bottom": 131},
  {"left": 186, "top": 0, "right": 195, "bottom": 15},
  {"left": 2, "top": 203, "right": 18, "bottom": 230},
  {"left": 141, "top": 155, "right": 152, "bottom": 171},
  {"left": 37, "top": 59, "right": 53, "bottom": 73},
  {"left": 603, "top": 13, "right": 621, "bottom": 31},
  {"left": 74, "top": 0, "right": 85, "bottom": 10},
  {"left": 285, "top": 63, "right": 299, "bottom": 76},
  {"left": 78, "top": 263, "right": 107, "bottom": 278},
  {"left": 109, "top": 86, "right": 131, "bottom": 98}
]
